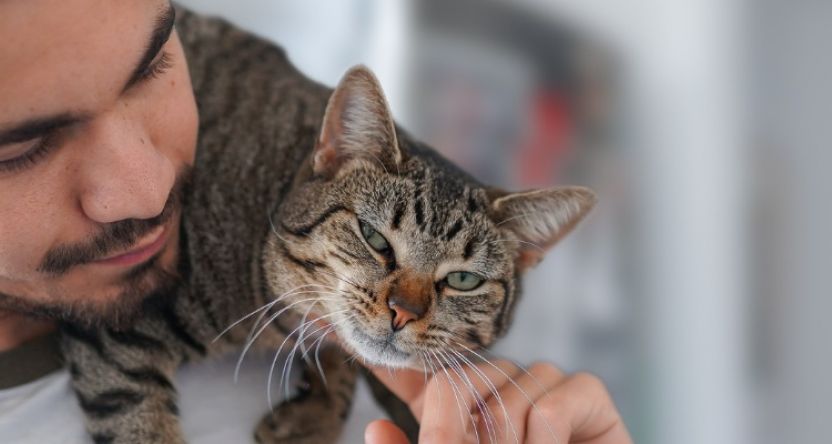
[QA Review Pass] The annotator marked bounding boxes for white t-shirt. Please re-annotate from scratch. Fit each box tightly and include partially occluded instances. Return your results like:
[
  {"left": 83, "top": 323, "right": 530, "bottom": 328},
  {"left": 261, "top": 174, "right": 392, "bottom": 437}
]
[
  {"left": 0, "top": 350, "right": 383, "bottom": 444},
  {"left": 0, "top": 350, "right": 290, "bottom": 444}
]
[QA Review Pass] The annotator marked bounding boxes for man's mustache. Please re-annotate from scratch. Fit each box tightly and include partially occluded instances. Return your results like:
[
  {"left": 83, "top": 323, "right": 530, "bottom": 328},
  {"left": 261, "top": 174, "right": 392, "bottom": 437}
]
[{"left": 38, "top": 168, "right": 191, "bottom": 276}]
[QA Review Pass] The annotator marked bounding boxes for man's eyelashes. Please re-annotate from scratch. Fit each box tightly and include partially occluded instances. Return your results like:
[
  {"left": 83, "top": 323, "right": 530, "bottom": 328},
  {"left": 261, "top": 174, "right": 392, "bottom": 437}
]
[
  {"left": 0, "top": 133, "right": 59, "bottom": 173},
  {"left": 0, "top": 51, "right": 174, "bottom": 174},
  {"left": 136, "top": 50, "right": 173, "bottom": 84}
]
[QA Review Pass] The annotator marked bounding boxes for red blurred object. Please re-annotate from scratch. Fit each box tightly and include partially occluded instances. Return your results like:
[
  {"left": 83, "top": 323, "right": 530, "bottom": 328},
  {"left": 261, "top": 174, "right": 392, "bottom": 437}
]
[{"left": 515, "top": 91, "right": 574, "bottom": 186}]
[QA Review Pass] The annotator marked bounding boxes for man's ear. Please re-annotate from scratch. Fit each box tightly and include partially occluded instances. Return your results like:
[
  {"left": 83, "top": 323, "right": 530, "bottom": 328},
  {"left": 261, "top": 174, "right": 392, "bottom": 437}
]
[
  {"left": 312, "top": 65, "right": 402, "bottom": 177},
  {"left": 491, "top": 186, "right": 597, "bottom": 271}
]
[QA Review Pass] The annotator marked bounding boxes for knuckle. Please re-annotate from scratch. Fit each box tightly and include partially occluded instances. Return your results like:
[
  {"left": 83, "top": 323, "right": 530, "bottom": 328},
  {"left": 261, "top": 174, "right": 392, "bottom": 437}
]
[
  {"left": 529, "top": 361, "right": 563, "bottom": 379},
  {"left": 570, "top": 371, "right": 607, "bottom": 395},
  {"left": 536, "top": 397, "right": 562, "bottom": 419}
]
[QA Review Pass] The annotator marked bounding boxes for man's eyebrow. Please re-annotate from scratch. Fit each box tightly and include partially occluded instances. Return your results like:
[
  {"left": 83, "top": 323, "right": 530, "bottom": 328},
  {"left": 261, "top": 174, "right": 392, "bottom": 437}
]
[
  {"left": 0, "top": 114, "right": 89, "bottom": 146},
  {"left": 122, "top": 4, "right": 176, "bottom": 92}
]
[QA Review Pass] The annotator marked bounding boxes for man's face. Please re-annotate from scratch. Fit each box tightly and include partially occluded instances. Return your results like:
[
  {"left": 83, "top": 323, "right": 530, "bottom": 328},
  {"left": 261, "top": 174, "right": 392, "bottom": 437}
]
[{"left": 0, "top": 0, "right": 198, "bottom": 328}]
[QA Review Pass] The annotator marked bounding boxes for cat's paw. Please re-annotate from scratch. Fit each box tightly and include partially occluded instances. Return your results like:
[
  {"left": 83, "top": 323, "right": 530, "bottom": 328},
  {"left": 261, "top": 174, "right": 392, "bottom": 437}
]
[
  {"left": 254, "top": 394, "right": 343, "bottom": 444},
  {"left": 254, "top": 346, "right": 356, "bottom": 444}
]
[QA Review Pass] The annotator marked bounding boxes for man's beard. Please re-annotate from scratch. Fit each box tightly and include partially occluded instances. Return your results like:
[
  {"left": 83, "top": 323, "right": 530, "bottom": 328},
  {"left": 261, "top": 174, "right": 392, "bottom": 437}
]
[
  {"left": 0, "top": 258, "right": 180, "bottom": 331},
  {"left": 0, "top": 167, "right": 191, "bottom": 331}
]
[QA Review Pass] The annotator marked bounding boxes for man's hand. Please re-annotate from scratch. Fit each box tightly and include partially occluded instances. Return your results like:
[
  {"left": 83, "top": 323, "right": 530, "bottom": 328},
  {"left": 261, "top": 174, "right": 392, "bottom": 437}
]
[{"left": 363, "top": 359, "right": 632, "bottom": 444}]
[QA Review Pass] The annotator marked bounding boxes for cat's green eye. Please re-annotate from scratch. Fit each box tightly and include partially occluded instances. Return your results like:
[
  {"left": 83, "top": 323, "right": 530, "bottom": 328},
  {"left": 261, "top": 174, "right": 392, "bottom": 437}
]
[
  {"left": 445, "top": 272, "right": 484, "bottom": 291},
  {"left": 359, "top": 220, "right": 391, "bottom": 252}
]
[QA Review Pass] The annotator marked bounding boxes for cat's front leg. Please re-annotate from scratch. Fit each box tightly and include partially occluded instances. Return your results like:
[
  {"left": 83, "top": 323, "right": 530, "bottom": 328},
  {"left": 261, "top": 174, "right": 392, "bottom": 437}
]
[
  {"left": 254, "top": 344, "right": 357, "bottom": 444},
  {"left": 61, "top": 322, "right": 187, "bottom": 444}
]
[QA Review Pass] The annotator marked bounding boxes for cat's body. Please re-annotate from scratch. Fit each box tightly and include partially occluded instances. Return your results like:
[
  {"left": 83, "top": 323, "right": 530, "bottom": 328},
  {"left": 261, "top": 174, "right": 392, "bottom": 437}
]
[{"left": 61, "top": 9, "right": 595, "bottom": 444}]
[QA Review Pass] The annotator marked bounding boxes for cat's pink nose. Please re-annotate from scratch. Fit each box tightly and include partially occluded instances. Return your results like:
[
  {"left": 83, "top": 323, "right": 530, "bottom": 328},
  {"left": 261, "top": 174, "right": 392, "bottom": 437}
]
[
  {"left": 388, "top": 297, "right": 425, "bottom": 331},
  {"left": 390, "top": 305, "right": 418, "bottom": 331}
]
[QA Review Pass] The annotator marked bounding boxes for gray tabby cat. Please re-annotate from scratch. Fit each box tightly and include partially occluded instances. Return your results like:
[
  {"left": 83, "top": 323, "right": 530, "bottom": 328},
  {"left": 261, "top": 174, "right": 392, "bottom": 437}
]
[{"left": 61, "top": 9, "right": 595, "bottom": 444}]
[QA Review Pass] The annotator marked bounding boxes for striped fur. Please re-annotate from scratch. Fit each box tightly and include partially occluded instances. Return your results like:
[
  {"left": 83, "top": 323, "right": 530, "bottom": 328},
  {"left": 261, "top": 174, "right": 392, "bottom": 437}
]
[{"left": 61, "top": 7, "right": 595, "bottom": 444}]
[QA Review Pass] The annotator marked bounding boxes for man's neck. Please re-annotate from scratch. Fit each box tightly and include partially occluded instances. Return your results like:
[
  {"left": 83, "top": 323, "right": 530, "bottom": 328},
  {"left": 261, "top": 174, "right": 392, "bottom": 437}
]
[{"left": 0, "top": 311, "right": 56, "bottom": 352}]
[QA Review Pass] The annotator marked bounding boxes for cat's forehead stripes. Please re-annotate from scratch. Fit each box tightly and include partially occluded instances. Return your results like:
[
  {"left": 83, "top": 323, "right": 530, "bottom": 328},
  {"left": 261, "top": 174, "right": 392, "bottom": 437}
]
[{"left": 384, "top": 158, "right": 503, "bottom": 264}]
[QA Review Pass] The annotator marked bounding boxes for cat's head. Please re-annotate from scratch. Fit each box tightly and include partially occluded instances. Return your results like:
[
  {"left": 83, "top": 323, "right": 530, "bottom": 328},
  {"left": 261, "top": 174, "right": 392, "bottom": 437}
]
[{"left": 264, "top": 66, "right": 595, "bottom": 369}]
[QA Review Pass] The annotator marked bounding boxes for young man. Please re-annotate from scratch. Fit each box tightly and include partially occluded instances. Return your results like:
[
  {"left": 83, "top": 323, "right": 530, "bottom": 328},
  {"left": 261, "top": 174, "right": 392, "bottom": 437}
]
[{"left": 0, "top": 1, "right": 631, "bottom": 442}]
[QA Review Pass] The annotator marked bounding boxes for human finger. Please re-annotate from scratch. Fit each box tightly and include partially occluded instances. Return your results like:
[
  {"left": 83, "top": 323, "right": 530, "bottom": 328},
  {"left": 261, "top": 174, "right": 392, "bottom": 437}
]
[
  {"left": 367, "top": 364, "right": 429, "bottom": 418},
  {"left": 364, "top": 419, "right": 410, "bottom": 444},
  {"left": 419, "top": 355, "right": 519, "bottom": 444},
  {"left": 479, "top": 360, "right": 567, "bottom": 443},
  {"left": 527, "top": 372, "right": 632, "bottom": 444}
]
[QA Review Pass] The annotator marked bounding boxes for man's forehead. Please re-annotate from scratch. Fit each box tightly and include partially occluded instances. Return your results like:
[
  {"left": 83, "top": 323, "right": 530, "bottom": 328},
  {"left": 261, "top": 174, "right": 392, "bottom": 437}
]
[{"left": 0, "top": 0, "right": 168, "bottom": 125}]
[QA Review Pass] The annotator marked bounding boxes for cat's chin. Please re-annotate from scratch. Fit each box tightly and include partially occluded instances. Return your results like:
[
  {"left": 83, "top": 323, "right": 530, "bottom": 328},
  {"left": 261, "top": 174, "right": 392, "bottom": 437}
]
[{"left": 338, "top": 323, "right": 420, "bottom": 369}]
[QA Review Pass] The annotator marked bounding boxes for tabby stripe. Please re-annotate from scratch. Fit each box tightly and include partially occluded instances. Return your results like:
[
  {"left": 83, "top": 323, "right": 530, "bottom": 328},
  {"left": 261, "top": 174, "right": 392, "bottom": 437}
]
[
  {"left": 495, "top": 280, "right": 513, "bottom": 333},
  {"left": 92, "top": 433, "right": 114, "bottom": 444},
  {"left": 285, "top": 250, "right": 325, "bottom": 274},
  {"left": 160, "top": 305, "right": 207, "bottom": 356},
  {"left": 413, "top": 196, "right": 425, "bottom": 227},
  {"left": 61, "top": 324, "right": 105, "bottom": 356},
  {"left": 282, "top": 205, "right": 347, "bottom": 236},
  {"left": 466, "top": 328, "right": 485, "bottom": 348},
  {"left": 165, "top": 398, "right": 180, "bottom": 416},
  {"left": 106, "top": 329, "right": 168, "bottom": 353},
  {"left": 463, "top": 237, "right": 478, "bottom": 260},
  {"left": 354, "top": 304, "right": 373, "bottom": 319},
  {"left": 428, "top": 325, "right": 454, "bottom": 335},
  {"left": 120, "top": 367, "right": 175, "bottom": 390},
  {"left": 445, "top": 219, "right": 463, "bottom": 241},
  {"left": 77, "top": 389, "right": 145, "bottom": 419},
  {"left": 330, "top": 251, "right": 352, "bottom": 266},
  {"left": 467, "top": 307, "right": 491, "bottom": 315},
  {"left": 461, "top": 316, "right": 479, "bottom": 325},
  {"left": 391, "top": 199, "right": 406, "bottom": 229},
  {"left": 467, "top": 194, "right": 479, "bottom": 212},
  {"left": 336, "top": 245, "right": 363, "bottom": 261}
]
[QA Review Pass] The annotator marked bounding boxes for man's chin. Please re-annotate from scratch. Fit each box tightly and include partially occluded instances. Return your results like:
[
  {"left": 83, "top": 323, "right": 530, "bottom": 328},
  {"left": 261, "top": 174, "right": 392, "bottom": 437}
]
[
  {"left": 0, "top": 255, "right": 181, "bottom": 331},
  {"left": 85, "top": 255, "right": 181, "bottom": 330}
]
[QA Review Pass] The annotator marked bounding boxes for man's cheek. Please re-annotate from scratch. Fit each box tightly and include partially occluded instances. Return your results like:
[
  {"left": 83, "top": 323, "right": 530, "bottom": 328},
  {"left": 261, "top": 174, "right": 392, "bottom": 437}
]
[{"left": 0, "top": 233, "right": 46, "bottom": 278}]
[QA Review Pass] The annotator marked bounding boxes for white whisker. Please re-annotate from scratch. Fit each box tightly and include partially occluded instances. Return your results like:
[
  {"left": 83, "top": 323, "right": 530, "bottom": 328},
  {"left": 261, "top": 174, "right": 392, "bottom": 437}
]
[
  {"left": 485, "top": 238, "right": 545, "bottom": 252},
  {"left": 267, "top": 211, "right": 297, "bottom": 247},
  {"left": 214, "top": 284, "right": 343, "bottom": 342},
  {"left": 448, "top": 348, "right": 520, "bottom": 444},
  {"left": 428, "top": 350, "right": 480, "bottom": 443},
  {"left": 278, "top": 303, "right": 318, "bottom": 401},
  {"left": 438, "top": 350, "right": 497, "bottom": 444},
  {"left": 310, "top": 322, "right": 345, "bottom": 388},
  {"left": 314, "top": 267, "right": 364, "bottom": 291},
  {"left": 266, "top": 309, "right": 349, "bottom": 408},
  {"left": 234, "top": 296, "right": 338, "bottom": 382},
  {"left": 455, "top": 342, "right": 561, "bottom": 444}
]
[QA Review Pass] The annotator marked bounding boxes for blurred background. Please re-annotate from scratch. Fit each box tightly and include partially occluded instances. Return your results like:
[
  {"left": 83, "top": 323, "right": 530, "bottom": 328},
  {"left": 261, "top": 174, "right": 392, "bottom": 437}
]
[{"left": 176, "top": 1, "right": 831, "bottom": 443}]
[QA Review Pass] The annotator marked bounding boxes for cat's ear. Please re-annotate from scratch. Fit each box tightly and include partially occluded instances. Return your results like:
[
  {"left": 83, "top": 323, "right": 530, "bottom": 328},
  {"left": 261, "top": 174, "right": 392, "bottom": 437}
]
[
  {"left": 313, "top": 65, "right": 402, "bottom": 177},
  {"left": 491, "top": 186, "right": 597, "bottom": 271}
]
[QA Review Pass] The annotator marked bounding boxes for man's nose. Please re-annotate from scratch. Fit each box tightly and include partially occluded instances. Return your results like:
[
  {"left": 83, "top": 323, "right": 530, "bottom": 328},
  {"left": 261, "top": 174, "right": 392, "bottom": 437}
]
[{"left": 77, "top": 111, "right": 175, "bottom": 224}]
